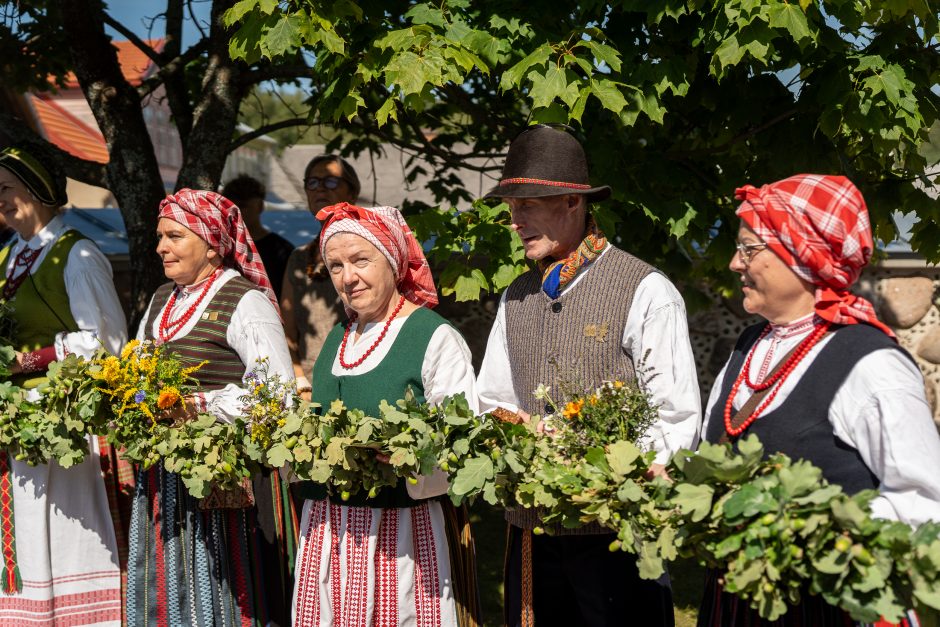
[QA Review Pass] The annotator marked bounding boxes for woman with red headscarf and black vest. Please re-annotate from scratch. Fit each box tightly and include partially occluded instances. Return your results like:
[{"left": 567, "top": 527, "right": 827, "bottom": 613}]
[
  {"left": 291, "top": 203, "right": 481, "bottom": 627},
  {"left": 127, "top": 189, "right": 297, "bottom": 626},
  {"left": 699, "top": 175, "right": 940, "bottom": 626}
]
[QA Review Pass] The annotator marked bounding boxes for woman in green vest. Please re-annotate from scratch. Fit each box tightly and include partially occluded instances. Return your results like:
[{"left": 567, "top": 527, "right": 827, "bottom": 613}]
[
  {"left": 127, "top": 189, "right": 297, "bottom": 626},
  {"left": 291, "top": 202, "right": 480, "bottom": 627},
  {"left": 0, "top": 146, "right": 127, "bottom": 625}
]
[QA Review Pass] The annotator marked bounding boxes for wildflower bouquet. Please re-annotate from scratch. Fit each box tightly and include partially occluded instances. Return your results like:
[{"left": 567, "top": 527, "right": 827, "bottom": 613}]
[
  {"left": 91, "top": 339, "right": 204, "bottom": 469},
  {"left": 240, "top": 359, "right": 293, "bottom": 452}
]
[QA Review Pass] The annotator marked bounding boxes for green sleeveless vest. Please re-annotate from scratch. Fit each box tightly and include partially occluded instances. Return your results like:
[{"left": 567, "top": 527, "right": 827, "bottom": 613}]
[
  {"left": 297, "top": 307, "right": 448, "bottom": 507},
  {"left": 0, "top": 230, "right": 84, "bottom": 387}
]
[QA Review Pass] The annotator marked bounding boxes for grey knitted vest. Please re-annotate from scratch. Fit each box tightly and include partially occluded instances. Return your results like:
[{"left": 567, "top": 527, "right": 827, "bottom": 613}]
[{"left": 504, "top": 245, "right": 654, "bottom": 533}]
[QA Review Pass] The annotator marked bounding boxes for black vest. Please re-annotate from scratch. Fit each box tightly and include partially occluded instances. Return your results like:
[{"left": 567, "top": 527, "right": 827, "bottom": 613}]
[{"left": 705, "top": 323, "right": 910, "bottom": 495}]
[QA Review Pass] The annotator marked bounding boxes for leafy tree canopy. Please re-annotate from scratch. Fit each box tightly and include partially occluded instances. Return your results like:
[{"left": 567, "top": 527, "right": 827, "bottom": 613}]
[{"left": 225, "top": 0, "right": 940, "bottom": 302}]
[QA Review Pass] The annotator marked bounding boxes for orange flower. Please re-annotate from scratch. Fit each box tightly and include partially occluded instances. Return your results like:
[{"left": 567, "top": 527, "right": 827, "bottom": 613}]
[
  {"left": 157, "top": 387, "right": 181, "bottom": 409},
  {"left": 562, "top": 399, "right": 584, "bottom": 420}
]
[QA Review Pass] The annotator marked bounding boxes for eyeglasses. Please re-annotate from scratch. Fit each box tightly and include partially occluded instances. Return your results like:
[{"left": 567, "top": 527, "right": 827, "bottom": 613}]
[
  {"left": 735, "top": 241, "right": 769, "bottom": 264},
  {"left": 304, "top": 176, "right": 344, "bottom": 191}
]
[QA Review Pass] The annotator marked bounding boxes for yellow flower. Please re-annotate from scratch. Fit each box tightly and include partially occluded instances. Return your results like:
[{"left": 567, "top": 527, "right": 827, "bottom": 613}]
[
  {"left": 139, "top": 356, "right": 158, "bottom": 375},
  {"left": 613, "top": 380, "right": 624, "bottom": 388},
  {"left": 157, "top": 387, "right": 181, "bottom": 409},
  {"left": 120, "top": 339, "right": 141, "bottom": 360},
  {"left": 181, "top": 360, "right": 208, "bottom": 379},
  {"left": 562, "top": 399, "right": 584, "bottom": 420},
  {"left": 588, "top": 394, "right": 599, "bottom": 406}
]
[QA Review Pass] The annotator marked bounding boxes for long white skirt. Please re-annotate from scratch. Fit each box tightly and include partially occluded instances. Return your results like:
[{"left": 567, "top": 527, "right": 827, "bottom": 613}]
[
  {"left": 0, "top": 436, "right": 121, "bottom": 626},
  {"left": 292, "top": 498, "right": 459, "bottom": 627}
]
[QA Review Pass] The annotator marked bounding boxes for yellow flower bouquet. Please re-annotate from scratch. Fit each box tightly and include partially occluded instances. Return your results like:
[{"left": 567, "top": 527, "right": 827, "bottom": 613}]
[{"left": 91, "top": 339, "right": 205, "bottom": 469}]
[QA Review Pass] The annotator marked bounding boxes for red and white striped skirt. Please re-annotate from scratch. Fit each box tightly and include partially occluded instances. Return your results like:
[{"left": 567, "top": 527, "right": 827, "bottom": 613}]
[{"left": 293, "top": 498, "right": 459, "bottom": 627}]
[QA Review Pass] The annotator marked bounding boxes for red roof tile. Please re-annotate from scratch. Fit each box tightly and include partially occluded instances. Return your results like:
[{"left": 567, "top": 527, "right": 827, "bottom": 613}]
[
  {"left": 29, "top": 94, "right": 109, "bottom": 163},
  {"left": 62, "top": 39, "right": 164, "bottom": 88}
]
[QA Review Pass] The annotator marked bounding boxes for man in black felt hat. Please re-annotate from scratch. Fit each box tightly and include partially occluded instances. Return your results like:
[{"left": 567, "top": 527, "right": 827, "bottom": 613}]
[{"left": 478, "top": 125, "right": 701, "bottom": 626}]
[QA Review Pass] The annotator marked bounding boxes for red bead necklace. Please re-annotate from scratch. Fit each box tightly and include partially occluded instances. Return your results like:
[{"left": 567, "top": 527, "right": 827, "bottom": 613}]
[
  {"left": 723, "top": 320, "right": 830, "bottom": 438},
  {"left": 158, "top": 269, "right": 221, "bottom": 344},
  {"left": 339, "top": 295, "right": 406, "bottom": 369}
]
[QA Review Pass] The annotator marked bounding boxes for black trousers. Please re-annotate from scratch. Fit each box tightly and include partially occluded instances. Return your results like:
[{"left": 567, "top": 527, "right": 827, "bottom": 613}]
[{"left": 504, "top": 525, "right": 675, "bottom": 627}]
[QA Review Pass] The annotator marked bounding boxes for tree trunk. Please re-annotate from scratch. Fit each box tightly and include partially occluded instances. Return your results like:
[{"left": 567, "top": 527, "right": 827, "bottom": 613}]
[
  {"left": 175, "top": 0, "right": 245, "bottom": 191},
  {"left": 59, "top": 0, "right": 167, "bottom": 329}
]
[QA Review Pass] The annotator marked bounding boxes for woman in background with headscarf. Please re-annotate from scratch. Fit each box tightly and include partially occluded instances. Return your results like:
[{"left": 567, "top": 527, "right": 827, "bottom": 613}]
[
  {"left": 291, "top": 202, "right": 480, "bottom": 627},
  {"left": 699, "top": 174, "right": 940, "bottom": 626},
  {"left": 0, "top": 145, "right": 127, "bottom": 625},
  {"left": 127, "top": 189, "right": 296, "bottom": 626}
]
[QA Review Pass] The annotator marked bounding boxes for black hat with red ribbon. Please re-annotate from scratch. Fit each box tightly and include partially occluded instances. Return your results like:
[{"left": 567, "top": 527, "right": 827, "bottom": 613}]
[{"left": 484, "top": 125, "right": 611, "bottom": 203}]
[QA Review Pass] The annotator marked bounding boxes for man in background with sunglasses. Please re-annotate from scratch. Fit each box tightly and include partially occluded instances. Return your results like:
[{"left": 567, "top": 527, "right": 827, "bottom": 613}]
[{"left": 477, "top": 125, "right": 701, "bottom": 626}]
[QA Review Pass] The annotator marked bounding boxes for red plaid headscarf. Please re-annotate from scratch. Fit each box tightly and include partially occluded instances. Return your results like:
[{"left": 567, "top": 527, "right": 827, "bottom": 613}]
[
  {"left": 316, "top": 202, "right": 438, "bottom": 312},
  {"left": 158, "top": 189, "right": 279, "bottom": 313},
  {"left": 735, "top": 174, "right": 893, "bottom": 337}
]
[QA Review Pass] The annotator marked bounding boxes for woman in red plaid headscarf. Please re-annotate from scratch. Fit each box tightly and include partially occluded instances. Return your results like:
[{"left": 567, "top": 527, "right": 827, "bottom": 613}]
[
  {"left": 290, "top": 202, "right": 481, "bottom": 627},
  {"left": 698, "top": 175, "right": 940, "bottom": 626},
  {"left": 127, "top": 189, "right": 298, "bottom": 626}
]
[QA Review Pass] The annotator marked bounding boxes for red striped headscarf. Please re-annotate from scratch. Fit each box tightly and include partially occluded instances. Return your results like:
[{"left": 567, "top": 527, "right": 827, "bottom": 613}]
[
  {"left": 735, "top": 174, "right": 893, "bottom": 337},
  {"left": 158, "top": 188, "right": 279, "bottom": 313},
  {"left": 316, "top": 202, "right": 438, "bottom": 312}
]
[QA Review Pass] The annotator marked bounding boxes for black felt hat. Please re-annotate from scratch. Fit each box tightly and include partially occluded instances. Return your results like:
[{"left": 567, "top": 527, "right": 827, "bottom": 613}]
[
  {"left": 0, "top": 146, "right": 68, "bottom": 207},
  {"left": 484, "top": 125, "right": 610, "bottom": 203}
]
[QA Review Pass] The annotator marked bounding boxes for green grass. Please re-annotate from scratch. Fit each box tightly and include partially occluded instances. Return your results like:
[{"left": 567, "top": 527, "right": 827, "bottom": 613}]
[{"left": 468, "top": 502, "right": 704, "bottom": 626}]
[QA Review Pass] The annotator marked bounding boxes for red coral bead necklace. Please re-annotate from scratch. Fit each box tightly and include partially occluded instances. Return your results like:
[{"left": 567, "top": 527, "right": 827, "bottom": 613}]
[
  {"left": 339, "top": 294, "right": 406, "bottom": 369},
  {"left": 158, "top": 268, "right": 221, "bottom": 344},
  {"left": 723, "top": 320, "right": 830, "bottom": 438}
]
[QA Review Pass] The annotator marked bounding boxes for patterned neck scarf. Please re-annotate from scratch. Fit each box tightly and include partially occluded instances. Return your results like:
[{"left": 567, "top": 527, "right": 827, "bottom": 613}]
[{"left": 538, "top": 215, "right": 607, "bottom": 299}]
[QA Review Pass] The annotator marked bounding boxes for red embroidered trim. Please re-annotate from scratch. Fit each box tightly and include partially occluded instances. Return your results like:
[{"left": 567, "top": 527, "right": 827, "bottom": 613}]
[
  {"left": 374, "top": 511, "right": 399, "bottom": 626},
  {"left": 343, "top": 507, "right": 372, "bottom": 627},
  {"left": 329, "top": 502, "right": 343, "bottom": 623},
  {"left": 0, "top": 452, "right": 20, "bottom": 594},
  {"left": 412, "top": 503, "right": 442, "bottom": 627},
  {"left": 2, "top": 246, "right": 43, "bottom": 301},
  {"left": 498, "top": 177, "right": 592, "bottom": 190},
  {"left": 296, "top": 500, "right": 327, "bottom": 626}
]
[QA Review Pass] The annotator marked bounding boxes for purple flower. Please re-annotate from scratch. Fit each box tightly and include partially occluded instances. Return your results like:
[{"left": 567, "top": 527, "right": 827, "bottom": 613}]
[{"left": 134, "top": 390, "right": 146, "bottom": 403}]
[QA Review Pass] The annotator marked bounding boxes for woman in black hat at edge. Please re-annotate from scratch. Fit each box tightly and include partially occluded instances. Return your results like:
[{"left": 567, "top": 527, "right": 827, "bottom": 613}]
[{"left": 0, "top": 145, "right": 127, "bottom": 625}]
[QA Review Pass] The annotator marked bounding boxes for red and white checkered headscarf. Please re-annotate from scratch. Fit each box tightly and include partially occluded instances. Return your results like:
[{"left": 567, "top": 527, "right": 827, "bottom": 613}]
[
  {"left": 735, "top": 174, "right": 893, "bottom": 337},
  {"left": 316, "top": 202, "right": 438, "bottom": 312},
  {"left": 158, "top": 189, "right": 279, "bottom": 313}
]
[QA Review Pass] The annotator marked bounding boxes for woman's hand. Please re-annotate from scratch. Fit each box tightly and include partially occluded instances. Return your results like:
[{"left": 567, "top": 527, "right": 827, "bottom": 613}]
[
  {"left": 10, "top": 351, "right": 23, "bottom": 375},
  {"left": 157, "top": 397, "right": 199, "bottom": 426},
  {"left": 645, "top": 462, "right": 671, "bottom": 482}
]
